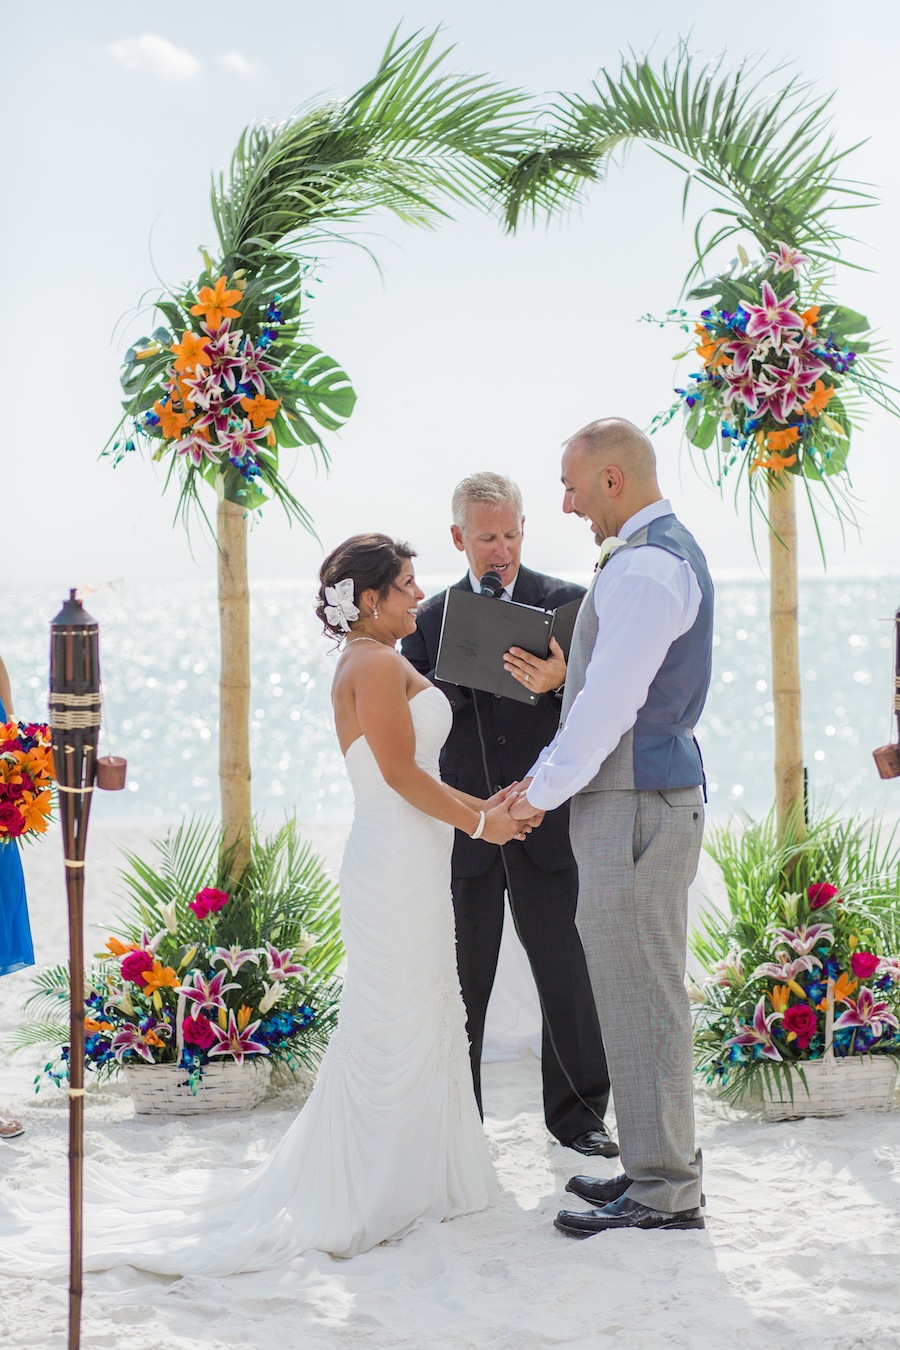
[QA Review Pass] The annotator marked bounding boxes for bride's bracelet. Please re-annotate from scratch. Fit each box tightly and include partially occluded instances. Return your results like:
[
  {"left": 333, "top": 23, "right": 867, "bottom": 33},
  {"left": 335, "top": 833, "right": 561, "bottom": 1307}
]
[{"left": 469, "top": 810, "right": 486, "bottom": 840}]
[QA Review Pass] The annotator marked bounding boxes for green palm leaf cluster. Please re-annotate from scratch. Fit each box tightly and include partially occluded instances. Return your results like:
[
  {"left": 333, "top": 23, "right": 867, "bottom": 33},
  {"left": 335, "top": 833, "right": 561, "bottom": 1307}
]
[{"left": 108, "top": 28, "right": 540, "bottom": 530}]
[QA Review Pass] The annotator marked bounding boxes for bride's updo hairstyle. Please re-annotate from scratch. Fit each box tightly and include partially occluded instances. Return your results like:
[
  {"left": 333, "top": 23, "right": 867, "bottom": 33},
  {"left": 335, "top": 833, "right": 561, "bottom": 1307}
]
[{"left": 316, "top": 533, "right": 417, "bottom": 641}]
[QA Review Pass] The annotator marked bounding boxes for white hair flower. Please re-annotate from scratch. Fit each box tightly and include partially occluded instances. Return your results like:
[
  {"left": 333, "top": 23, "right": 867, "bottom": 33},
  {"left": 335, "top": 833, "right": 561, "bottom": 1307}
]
[{"left": 323, "top": 578, "right": 359, "bottom": 633}]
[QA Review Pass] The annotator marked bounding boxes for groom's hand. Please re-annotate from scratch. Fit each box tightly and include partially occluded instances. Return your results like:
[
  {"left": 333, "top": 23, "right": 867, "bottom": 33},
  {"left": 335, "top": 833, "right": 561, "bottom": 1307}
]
[
  {"left": 503, "top": 637, "right": 566, "bottom": 695},
  {"left": 509, "top": 779, "right": 544, "bottom": 827}
]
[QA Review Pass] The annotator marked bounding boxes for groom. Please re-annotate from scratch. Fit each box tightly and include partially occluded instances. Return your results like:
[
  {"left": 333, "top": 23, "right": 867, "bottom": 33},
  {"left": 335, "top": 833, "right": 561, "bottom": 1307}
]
[
  {"left": 509, "top": 418, "right": 713, "bottom": 1235},
  {"left": 402, "top": 471, "right": 614, "bottom": 1156}
]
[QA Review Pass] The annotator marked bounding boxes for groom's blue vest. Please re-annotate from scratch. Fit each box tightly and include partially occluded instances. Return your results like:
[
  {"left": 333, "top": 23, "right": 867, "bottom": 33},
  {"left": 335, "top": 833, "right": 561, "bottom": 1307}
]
[{"left": 560, "top": 513, "right": 714, "bottom": 793}]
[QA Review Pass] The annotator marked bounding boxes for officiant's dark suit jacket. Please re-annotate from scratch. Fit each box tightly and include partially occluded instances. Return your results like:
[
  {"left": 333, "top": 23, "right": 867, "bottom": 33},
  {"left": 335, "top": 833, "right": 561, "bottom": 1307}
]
[{"left": 401, "top": 565, "right": 585, "bottom": 877}]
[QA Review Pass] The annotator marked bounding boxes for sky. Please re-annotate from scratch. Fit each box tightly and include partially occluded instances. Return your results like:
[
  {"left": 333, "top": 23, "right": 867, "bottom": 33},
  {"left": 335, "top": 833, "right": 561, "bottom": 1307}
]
[{"left": 4, "top": 1, "right": 899, "bottom": 590}]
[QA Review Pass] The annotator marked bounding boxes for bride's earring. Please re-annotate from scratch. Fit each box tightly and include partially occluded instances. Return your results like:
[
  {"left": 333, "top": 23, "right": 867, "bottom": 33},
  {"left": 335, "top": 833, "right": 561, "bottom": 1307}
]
[{"left": 373, "top": 606, "right": 379, "bottom": 619}]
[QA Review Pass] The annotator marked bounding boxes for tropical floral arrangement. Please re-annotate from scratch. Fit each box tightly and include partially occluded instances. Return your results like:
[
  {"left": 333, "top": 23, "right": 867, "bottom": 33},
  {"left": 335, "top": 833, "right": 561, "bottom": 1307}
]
[
  {"left": 649, "top": 242, "right": 887, "bottom": 505},
  {"left": 13, "top": 819, "right": 343, "bottom": 1093},
  {"left": 0, "top": 722, "right": 54, "bottom": 843},
  {"left": 106, "top": 256, "right": 353, "bottom": 526},
  {"left": 690, "top": 808, "right": 900, "bottom": 1105}
]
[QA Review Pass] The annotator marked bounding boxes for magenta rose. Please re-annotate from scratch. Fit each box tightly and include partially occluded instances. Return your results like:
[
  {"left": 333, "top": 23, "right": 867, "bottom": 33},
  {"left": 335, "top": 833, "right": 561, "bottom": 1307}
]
[
  {"left": 850, "top": 951, "right": 880, "bottom": 980},
  {"left": 121, "top": 949, "right": 154, "bottom": 985},
  {"left": 182, "top": 1015, "right": 217, "bottom": 1050},
  {"left": 189, "top": 887, "right": 230, "bottom": 921},
  {"left": 808, "top": 882, "right": 840, "bottom": 910},
  {"left": 0, "top": 803, "right": 25, "bottom": 838},
  {"left": 783, "top": 1004, "right": 818, "bottom": 1050}
]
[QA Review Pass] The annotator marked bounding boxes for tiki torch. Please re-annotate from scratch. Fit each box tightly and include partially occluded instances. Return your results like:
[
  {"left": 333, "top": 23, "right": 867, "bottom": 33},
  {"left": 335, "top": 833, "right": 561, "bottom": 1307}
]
[{"left": 49, "top": 590, "right": 101, "bottom": 1350}]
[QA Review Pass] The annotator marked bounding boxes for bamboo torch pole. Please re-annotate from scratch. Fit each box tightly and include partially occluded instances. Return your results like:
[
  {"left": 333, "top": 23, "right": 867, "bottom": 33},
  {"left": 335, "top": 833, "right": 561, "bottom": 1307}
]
[
  {"left": 217, "top": 495, "right": 252, "bottom": 879},
  {"left": 767, "top": 472, "right": 806, "bottom": 842},
  {"left": 49, "top": 591, "right": 102, "bottom": 1350}
]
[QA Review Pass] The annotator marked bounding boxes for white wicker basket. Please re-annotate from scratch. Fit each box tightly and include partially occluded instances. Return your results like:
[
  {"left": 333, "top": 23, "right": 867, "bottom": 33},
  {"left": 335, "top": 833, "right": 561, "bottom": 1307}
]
[
  {"left": 761, "top": 978, "right": 899, "bottom": 1121},
  {"left": 124, "top": 1058, "right": 272, "bottom": 1115}
]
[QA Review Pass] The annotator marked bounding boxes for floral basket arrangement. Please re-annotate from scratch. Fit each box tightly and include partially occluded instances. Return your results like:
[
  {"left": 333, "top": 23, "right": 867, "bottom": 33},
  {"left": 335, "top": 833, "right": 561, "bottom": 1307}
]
[
  {"left": 14, "top": 818, "right": 342, "bottom": 1113},
  {"left": 649, "top": 241, "right": 893, "bottom": 510},
  {"left": 0, "top": 721, "right": 54, "bottom": 843},
  {"left": 690, "top": 809, "right": 900, "bottom": 1119}
]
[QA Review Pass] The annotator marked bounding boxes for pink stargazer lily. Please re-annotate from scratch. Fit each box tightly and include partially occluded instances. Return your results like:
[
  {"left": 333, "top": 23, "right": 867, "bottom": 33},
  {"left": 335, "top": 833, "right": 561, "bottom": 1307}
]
[
  {"left": 110, "top": 1024, "right": 168, "bottom": 1064},
  {"left": 210, "top": 944, "right": 260, "bottom": 976},
  {"left": 203, "top": 322, "right": 245, "bottom": 392},
  {"left": 877, "top": 956, "right": 900, "bottom": 983},
  {"left": 264, "top": 942, "right": 307, "bottom": 982},
  {"left": 176, "top": 969, "right": 240, "bottom": 1018},
  {"left": 758, "top": 354, "right": 822, "bottom": 422},
  {"left": 720, "top": 330, "right": 761, "bottom": 375},
  {"left": 773, "top": 923, "right": 835, "bottom": 957},
  {"left": 237, "top": 337, "right": 277, "bottom": 395},
  {"left": 833, "top": 987, "right": 900, "bottom": 1038},
  {"left": 723, "top": 369, "right": 763, "bottom": 412},
  {"left": 218, "top": 418, "right": 269, "bottom": 463},
  {"left": 765, "top": 242, "right": 811, "bottom": 276},
  {"left": 743, "top": 282, "right": 804, "bottom": 353},
  {"left": 725, "top": 996, "right": 783, "bottom": 1061},
  {"left": 207, "top": 1010, "right": 270, "bottom": 1064},
  {"left": 751, "top": 952, "right": 822, "bottom": 983},
  {"left": 175, "top": 432, "right": 224, "bottom": 467}
]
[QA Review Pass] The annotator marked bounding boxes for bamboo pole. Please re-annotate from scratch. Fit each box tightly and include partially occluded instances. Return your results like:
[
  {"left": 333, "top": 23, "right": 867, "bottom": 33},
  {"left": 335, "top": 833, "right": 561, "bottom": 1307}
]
[
  {"left": 217, "top": 496, "right": 252, "bottom": 878},
  {"left": 768, "top": 472, "right": 806, "bottom": 841}
]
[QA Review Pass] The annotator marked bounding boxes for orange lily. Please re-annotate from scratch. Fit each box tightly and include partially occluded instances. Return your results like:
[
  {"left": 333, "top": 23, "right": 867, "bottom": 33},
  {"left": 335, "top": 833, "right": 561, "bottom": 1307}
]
[
  {"left": 833, "top": 972, "right": 858, "bottom": 1003},
  {"left": 19, "top": 790, "right": 51, "bottom": 833},
  {"left": 84, "top": 1017, "right": 114, "bottom": 1035},
  {"left": 190, "top": 276, "right": 242, "bottom": 331},
  {"left": 240, "top": 393, "right": 281, "bottom": 429},
  {"left": 800, "top": 305, "right": 820, "bottom": 331},
  {"left": 142, "top": 962, "right": 180, "bottom": 995},
  {"left": 766, "top": 427, "right": 799, "bottom": 452},
  {"left": 106, "top": 936, "right": 137, "bottom": 957},
  {"left": 750, "top": 451, "right": 798, "bottom": 474},
  {"left": 769, "top": 984, "right": 791, "bottom": 1013},
  {"left": 0, "top": 759, "right": 23, "bottom": 786},
  {"left": 802, "top": 380, "right": 835, "bottom": 417},
  {"left": 237, "top": 1004, "right": 254, "bottom": 1032},
  {"left": 695, "top": 337, "right": 729, "bottom": 370},
  {"left": 153, "top": 400, "right": 191, "bottom": 441},
  {"left": 22, "top": 744, "right": 54, "bottom": 782},
  {"left": 171, "top": 331, "right": 212, "bottom": 374}
]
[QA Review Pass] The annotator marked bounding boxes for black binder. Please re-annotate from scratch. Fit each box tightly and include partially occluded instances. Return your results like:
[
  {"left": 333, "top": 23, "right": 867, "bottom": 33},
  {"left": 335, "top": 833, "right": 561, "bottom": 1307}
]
[{"left": 435, "top": 591, "right": 583, "bottom": 705}]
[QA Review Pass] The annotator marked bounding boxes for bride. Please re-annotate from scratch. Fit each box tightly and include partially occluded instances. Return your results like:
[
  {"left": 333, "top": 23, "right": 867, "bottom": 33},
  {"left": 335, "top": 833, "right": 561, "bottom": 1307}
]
[{"left": 0, "top": 533, "right": 531, "bottom": 1276}]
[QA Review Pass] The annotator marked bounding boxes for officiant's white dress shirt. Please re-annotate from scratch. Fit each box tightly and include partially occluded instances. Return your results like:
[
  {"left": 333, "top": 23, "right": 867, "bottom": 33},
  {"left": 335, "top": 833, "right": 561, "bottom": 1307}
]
[{"left": 525, "top": 499, "right": 701, "bottom": 813}]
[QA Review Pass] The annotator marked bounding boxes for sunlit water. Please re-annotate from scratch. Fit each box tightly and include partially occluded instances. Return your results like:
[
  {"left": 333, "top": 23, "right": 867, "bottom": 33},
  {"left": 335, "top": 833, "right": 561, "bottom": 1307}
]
[{"left": 3, "top": 573, "right": 898, "bottom": 827}]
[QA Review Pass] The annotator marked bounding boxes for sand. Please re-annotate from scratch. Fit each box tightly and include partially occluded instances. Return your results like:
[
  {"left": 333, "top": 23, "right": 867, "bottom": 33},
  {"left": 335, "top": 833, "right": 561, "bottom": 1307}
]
[{"left": 1, "top": 822, "right": 898, "bottom": 1350}]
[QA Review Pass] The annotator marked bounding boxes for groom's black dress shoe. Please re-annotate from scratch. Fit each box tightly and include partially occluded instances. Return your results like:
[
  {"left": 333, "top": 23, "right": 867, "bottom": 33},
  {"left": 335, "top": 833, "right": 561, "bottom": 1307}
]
[
  {"left": 561, "top": 1126, "right": 619, "bottom": 1158},
  {"left": 554, "top": 1195, "right": 705, "bottom": 1238},
  {"left": 566, "top": 1171, "right": 706, "bottom": 1208}
]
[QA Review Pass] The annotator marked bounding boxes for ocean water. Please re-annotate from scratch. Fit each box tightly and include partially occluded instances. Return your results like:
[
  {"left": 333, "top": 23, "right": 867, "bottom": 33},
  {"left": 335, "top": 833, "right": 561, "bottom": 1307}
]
[{"left": 2, "top": 573, "right": 898, "bottom": 828}]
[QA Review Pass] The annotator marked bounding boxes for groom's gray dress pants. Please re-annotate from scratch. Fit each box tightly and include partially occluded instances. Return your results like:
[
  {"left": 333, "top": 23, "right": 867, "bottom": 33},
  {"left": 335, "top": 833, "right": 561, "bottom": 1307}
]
[{"left": 569, "top": 785, "right": 704, "bottom": 1214}]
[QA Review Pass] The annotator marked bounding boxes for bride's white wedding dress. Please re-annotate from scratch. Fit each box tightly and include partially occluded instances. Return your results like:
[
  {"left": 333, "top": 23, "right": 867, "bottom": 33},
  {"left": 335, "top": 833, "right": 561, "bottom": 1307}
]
[{"left": 0, "top": 686, "right": 495, "bottom": 1275}]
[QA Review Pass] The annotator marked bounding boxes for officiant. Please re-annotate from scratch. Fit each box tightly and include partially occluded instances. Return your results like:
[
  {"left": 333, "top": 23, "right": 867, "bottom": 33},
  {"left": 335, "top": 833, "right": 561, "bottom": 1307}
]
[{"left": 401, "top": 472, "right": 614, "bottom": 1156}]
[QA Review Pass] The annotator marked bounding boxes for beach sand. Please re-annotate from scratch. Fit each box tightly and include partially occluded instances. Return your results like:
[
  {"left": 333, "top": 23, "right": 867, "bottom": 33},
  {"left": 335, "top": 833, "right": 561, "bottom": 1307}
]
[{"left": 1, "top": 822, "right": 898, "bottom": 1350}]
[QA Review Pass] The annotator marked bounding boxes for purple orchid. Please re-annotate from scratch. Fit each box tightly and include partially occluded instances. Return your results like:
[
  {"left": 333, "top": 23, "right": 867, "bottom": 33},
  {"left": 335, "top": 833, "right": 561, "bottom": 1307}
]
[
  {"left": 237, "top": 338, "right": 277, "bottom": 395},
  {"left": 176, "top": 968, "right": 240, "bottom": 1018},
  {"left": 210, "top": 944, "right": 260, "bottom": 976},
  {"left": 207, "top": 1010, "right": 270, "bottom": 1064},
  {"left": 758, "top": 354, "right": 822, "bottom": 422},
  {"left": 751, "top": 952, "right": 822, "bottom": 983},
  {"left": 218, "top": 418, "right": 269, "bottom": 464},
  {"left": 264, "top": 942, "right": 308, "bottom": 982},
  {"left": 765, "top": 242, "right": 811, "bottom": 277},
  {"left": 724, "top": 996, "right": 783, "bottom": 1062},
  {"left": 743, "top": 282, "right": 804, "bottom": 353},
  {"left": 773, "top": 923, "right": 835, "bottom": 957},
  {"left": 833, "top": 988, "right": 900, "bottom": 1038}
]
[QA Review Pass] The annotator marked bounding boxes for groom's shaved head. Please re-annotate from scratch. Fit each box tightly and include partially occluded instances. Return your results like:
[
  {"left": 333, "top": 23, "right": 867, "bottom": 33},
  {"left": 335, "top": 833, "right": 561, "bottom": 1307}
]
[{"left": 565, "top": 418, "right": 657, "bottom": 485}]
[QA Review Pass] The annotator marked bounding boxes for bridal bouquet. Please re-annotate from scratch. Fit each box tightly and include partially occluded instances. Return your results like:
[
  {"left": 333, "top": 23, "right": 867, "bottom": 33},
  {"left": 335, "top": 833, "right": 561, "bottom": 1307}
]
[
  {"left": 649, "top": 242, "right": 883, "bottom": 496},
  {"left": 690, "top": 811, "right": 900, "bottom": 1105},
  {"left": 0, "top": 722, "right": 54, "bottom": 843},
  {"left": 16, "top": 819, "right": 342, "bottom": 1092}
]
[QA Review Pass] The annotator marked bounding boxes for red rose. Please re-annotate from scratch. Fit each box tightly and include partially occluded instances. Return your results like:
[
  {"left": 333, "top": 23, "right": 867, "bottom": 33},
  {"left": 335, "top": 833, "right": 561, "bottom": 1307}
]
[
  {"left": 808, "top": 883, "right": 840, "bottom": 910},
  {"left": 189, "top": 887, "right": 230, "bottom": 921},
  {"left": 0, "top": 740, "right": 20, "bottom": 753},
  {"left": 783, "top": 1004, "right": 818, "bottom": 1049},
  {"left": 0, "top": 803, "right": 25, "bottom": 838},
  {"left": 182, "top": 1015, "right": 217, "bottom": 1050},
  {"left": 121, "top": 950, "right": 154, "bottom": 985},
  {"left": 850, "top": 951, "right": 880, "bottom": 980}
]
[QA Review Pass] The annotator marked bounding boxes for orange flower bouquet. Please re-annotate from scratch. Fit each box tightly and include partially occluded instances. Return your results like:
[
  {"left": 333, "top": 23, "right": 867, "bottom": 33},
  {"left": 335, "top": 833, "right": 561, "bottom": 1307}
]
[{"left": 0, "top": 722, "right": 54, "bottom": 844}]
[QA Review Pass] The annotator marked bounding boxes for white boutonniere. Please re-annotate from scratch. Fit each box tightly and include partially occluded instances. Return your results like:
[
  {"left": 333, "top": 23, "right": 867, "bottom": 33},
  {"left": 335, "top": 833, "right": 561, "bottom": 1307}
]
[{"left": 596, "top": 536, "right": 628, "bottom": 571}]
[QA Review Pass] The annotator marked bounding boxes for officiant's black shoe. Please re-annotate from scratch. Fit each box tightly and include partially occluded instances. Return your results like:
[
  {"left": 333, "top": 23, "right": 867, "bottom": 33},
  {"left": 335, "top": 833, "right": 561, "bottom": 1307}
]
[
  {"left": 554, "top": 1195, "right": 705, "bottom": 1238},
  {"left": 566, "top": 1172, "right": 706, "bottom": 1208},
  {"left": 560, "top": 1126, "right": 619, "bottom": 1157}
]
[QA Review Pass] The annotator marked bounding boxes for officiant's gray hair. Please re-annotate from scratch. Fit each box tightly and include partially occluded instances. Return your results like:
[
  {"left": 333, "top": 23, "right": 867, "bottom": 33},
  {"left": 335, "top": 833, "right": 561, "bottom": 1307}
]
[{"left": 452, "top": 472, "right": 523, "bottom": 531}]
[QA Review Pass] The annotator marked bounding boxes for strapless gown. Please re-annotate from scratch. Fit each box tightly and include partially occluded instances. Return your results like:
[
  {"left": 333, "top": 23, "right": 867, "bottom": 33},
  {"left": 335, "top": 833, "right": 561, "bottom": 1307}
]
[
  {"left": 0, "top": 695, "right": 34, "bottom": 977},
  {"left": 0, "top": 686, "right": 495, "bottom": 1275}
]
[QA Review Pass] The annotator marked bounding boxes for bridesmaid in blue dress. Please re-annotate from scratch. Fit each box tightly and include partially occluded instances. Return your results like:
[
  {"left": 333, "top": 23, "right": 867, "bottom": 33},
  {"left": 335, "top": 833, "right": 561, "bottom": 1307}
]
[{"left": 0, "top": 655, "right": 33, "bottom": 1138}]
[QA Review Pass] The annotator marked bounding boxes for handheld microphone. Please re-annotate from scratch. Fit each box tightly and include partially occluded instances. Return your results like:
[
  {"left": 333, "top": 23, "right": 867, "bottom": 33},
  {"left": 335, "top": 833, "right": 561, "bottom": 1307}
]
[{"left": 478, "top": 571, "right": 504, "bottom": 598}]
